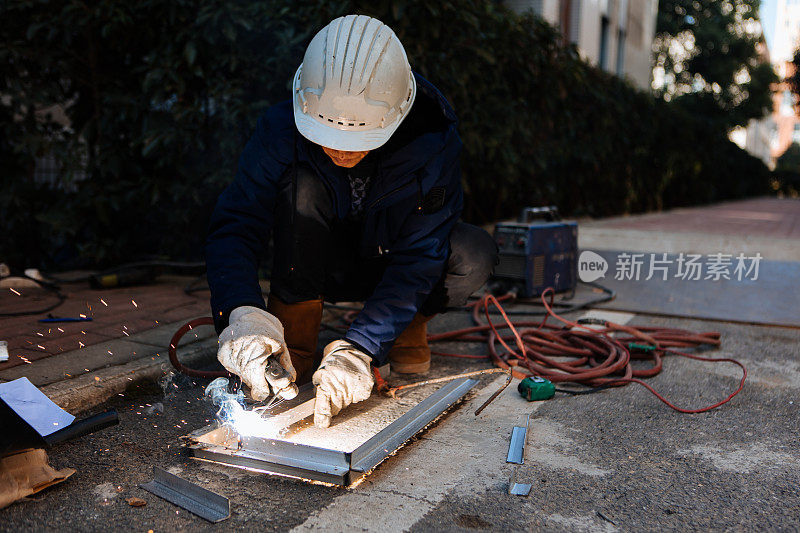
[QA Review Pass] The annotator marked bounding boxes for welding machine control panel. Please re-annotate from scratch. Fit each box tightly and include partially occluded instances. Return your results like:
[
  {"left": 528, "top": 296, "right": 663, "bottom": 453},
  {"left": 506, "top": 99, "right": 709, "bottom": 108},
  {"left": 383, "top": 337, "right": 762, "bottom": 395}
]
[{"left": 491, "top": 207, "right": 578, "bottom": 297}]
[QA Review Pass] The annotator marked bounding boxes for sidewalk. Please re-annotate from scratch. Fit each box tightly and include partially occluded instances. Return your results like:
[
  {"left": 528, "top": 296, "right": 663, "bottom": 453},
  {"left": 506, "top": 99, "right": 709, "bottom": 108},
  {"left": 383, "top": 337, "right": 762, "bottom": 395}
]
[
  {"left": 578, "top": 196, "right": 800, "bottom": 327},
  {"left": 0, "top": 276, "right": 218, "bottom": 412},
  {"left": 580, "top": 197, "right": 800, "bottom": 261}
]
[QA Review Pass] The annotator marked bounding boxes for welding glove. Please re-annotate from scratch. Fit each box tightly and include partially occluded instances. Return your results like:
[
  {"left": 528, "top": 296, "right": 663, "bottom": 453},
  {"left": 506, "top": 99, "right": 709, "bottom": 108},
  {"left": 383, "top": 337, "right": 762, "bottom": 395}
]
[
  {"left": 217, "top": 306, "right": 296, "bottom": 401},
  {"left": 312, "top": 340, "right": 375, "bottom": 428}
]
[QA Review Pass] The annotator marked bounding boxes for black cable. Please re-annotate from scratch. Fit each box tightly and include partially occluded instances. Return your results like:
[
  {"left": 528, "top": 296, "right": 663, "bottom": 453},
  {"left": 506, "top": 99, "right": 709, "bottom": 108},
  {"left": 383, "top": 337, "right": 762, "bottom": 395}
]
[
  {"left": 322, "top": 282, "right": 615, "bottom": 319},
  {"left": 0, "top": 274, "right": 67, "bottom": 317},
  {"left": 44, "top": 260, "right": 206, "bottom": 284},
  {"left": 467, "top": 281, "right": 615, "bottom": 316},
  {"left": 183, "top": 273, "right": 209, "bottom": 295}
]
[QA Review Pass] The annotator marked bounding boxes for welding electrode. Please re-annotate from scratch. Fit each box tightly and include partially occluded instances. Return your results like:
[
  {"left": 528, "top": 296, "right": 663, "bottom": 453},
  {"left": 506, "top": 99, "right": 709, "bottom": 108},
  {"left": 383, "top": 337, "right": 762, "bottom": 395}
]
[{"left": 265, "top": 359, "right": 299, "bottom": 402}]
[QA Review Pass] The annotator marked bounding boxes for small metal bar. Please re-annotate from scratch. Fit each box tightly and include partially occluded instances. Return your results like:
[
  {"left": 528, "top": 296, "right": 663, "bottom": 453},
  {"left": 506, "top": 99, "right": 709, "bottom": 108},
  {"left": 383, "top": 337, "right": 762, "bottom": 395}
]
[
  {"left": 350, "top": 378, "right": 478, "bottom": 473},
  {"left": 509, "top": 482, "right": 532, "bottom": 496},
  {"left": 506, "top": 426, "right": 527, "bottom": 464},
  {"left": 140, "top": 467, "right": 230, "bottom": 522}
]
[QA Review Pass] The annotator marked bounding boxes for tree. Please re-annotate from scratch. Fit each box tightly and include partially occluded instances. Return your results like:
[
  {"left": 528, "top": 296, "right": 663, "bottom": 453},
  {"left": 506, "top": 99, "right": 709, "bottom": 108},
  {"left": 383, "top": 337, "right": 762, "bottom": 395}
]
[
  {"left": 0, "top": 0, "right": 772, "bottom": 268},
  {"left": 653, "top": 0, "right": 777, "bottom": 129}
]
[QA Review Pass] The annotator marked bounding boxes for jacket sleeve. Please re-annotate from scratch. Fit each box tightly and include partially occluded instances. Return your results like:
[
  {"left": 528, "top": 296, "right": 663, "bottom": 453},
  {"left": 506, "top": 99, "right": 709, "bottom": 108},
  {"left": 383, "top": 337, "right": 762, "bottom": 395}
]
[
  {"left": 345, "top": 146, "right": 464, "bottom": 364},
  {"left": 204, "top": 114, "right": 291, "bottom": 333}
]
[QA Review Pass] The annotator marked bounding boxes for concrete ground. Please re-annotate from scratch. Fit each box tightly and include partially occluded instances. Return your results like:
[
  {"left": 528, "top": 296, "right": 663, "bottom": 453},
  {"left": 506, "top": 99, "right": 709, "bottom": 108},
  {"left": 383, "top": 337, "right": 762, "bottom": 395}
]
[
  {"left": 1, "top": 197, "right": 799, "bottom": 531},
  {"left": 1, "top": 309, "right": 798, "bottom": 532}
]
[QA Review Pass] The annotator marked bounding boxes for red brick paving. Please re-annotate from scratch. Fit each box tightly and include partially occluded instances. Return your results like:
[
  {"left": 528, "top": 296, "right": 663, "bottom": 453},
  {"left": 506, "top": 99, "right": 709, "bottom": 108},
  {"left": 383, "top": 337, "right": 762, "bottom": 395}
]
[
  {"left": 599, "top": 198, "right": 800, "bottom": 239},
  {"left": 0, "top": 277, "right": 211, "bottom": 372}
]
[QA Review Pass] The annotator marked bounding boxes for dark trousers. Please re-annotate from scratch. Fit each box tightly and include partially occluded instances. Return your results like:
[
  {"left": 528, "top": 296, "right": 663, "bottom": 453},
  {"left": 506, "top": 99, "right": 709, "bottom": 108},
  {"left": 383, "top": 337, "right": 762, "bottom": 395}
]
[{"left": 270, "top": 165, "right": 497, "bottom": 315}]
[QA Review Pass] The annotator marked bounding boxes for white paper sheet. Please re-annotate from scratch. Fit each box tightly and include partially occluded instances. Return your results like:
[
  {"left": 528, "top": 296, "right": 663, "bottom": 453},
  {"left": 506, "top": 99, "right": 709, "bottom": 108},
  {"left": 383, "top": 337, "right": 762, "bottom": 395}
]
[{"left": 0, "top": 377, "right": 75, "bottom": 437}]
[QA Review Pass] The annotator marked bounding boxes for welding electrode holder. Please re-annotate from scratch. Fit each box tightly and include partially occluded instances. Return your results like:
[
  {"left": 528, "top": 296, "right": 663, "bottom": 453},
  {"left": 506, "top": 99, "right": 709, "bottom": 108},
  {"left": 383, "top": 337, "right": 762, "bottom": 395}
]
[{"left": 264, "top": 359, "right": 299, "bottom": 401}]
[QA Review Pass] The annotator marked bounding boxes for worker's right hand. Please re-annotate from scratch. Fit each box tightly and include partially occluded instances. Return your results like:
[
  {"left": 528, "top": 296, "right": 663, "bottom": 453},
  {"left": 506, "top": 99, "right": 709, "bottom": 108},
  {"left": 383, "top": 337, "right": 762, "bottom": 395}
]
[{"left": 217, "top": 306, "right": 296, "bottom": 401}]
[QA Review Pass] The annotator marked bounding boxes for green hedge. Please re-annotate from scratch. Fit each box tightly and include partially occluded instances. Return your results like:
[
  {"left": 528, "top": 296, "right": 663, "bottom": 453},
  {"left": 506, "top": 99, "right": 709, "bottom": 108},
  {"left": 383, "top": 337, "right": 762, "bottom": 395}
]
[{"left": 0, "top": 0, "right": 772, "bottom": 268}]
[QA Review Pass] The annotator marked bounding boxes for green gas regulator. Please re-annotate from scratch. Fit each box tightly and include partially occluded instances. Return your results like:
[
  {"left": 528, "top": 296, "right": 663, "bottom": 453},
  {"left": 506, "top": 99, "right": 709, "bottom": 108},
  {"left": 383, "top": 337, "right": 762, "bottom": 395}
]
[{"left": 518, "top": 376, "right": 556, "bottom": 401}]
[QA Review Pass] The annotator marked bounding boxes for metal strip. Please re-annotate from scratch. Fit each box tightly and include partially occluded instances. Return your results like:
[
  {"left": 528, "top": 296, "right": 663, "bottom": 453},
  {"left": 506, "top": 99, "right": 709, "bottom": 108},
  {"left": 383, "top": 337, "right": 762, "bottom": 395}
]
[
  {"left": 190, "top": 447, "right": 350, "bottom": 486},
  {"left": 350, "top": 378, "right": 478, "bottom": 473},
  {"left": 507, "top": 426, "right": 527, "bottom": 464},
  {"left": 140, "top": 467, "right": 230, "bottom": 522},
  {"left": 184, "top": 429, "right": 351, "bottom": 485},
  {"left": 239, "top": 436, "right": 350, "bottom": 472},
  {"left": 509, "top": 482, "right": 532, "bottom": 496}
]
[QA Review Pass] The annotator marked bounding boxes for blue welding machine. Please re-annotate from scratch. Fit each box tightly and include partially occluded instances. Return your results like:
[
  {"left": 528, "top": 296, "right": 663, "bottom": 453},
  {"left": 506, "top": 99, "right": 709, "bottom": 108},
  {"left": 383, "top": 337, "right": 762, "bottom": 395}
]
[{"left": 491, "top": 206, "right": 578, "bottom": 297}]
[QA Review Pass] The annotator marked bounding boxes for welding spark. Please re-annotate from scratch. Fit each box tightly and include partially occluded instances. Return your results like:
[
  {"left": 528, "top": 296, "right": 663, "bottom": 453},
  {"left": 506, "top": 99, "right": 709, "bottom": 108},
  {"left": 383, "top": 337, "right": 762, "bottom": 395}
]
[
  {"left": 79, "top": 314, "right": 87, "bottom": 319},
  {"left": 122, "top": 331, "right": 129, "bottom": 336},
  {"left": 132, "top": 300, "right": 138, "bottom": 308},
  {"left": 19, "top": 356, "right": 31, "bottom": 364},
  {"left": 36, "top": 332, "right": 43, "bottom": 337},
  {"left": 37, "top": 345, "right": 45, "bottom": 350},
  {"left": 78, "top": 342, "right": 85, "bottom": 348},
  {"left": 57, "top": 328, "right": 64, "bottom": 333},
  {"left": 204, "top": 377, "right": 285, "bottom": 439},
  {"left": 100, "top": 299, "right": 108, "bottom": 306},
  {"left": 9, "top": 288, "right": 20, "bottom": 296}
]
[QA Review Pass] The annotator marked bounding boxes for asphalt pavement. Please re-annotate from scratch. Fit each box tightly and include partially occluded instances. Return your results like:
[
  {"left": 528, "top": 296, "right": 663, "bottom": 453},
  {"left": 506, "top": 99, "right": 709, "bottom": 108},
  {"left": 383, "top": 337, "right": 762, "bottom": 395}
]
[{"left": 1, "top": 306, "right": 799, "bottom": 532}]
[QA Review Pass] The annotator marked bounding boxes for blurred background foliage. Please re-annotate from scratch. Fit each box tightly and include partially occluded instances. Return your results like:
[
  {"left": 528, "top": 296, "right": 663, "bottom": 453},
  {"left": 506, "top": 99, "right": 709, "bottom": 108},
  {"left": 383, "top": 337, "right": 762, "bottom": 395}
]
[
  {"left": 653, "top": 0, "right": 776, "bottom": 129},
  {"left": 1, "top": 0, "right": 774, "bottom": 268}
]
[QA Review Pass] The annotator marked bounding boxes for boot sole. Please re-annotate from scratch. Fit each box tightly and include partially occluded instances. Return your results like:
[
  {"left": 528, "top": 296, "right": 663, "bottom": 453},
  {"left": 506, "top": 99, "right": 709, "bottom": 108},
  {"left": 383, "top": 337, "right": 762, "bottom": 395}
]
[{"left": 389, "top": 360, "right": 431, "bottom": 374}]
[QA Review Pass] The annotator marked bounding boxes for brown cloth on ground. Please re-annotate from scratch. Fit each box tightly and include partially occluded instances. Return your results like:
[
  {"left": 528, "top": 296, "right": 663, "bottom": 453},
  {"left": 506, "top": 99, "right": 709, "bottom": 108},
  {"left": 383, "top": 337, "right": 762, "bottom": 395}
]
[{"left": 0, "top": 448, "right": 75, "bottom": 509}]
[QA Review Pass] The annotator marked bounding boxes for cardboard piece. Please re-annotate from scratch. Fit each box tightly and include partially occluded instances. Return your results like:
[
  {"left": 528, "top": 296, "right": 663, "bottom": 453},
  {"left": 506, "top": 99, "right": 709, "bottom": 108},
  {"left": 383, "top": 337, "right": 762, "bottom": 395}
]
[{"left": 0, "top": 448, "right": 75, "bottom": 509}]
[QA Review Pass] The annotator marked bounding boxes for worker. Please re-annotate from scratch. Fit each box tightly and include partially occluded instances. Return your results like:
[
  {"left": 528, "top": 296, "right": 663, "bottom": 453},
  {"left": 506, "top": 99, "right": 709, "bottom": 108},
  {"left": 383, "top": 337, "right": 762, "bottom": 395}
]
[{"left": 205, "top": 15, "right": 497, "bottom": 428}]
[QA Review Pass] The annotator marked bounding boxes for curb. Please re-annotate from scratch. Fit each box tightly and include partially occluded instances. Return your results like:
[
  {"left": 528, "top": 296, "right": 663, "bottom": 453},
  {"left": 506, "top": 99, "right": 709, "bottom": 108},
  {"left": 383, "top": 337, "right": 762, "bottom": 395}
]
[{"left": 41, "top": 340, "right": 218, "bottom": 414}]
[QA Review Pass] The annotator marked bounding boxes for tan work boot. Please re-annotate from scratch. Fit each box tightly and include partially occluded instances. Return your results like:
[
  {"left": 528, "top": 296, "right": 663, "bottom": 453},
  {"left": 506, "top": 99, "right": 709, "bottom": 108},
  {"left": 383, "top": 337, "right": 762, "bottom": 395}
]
[
  {"left": 388, "top": 313, "right": 433, "bottom": 374},
  {"left": 267, "top": 296, "right": 323, "bottom": 385}
]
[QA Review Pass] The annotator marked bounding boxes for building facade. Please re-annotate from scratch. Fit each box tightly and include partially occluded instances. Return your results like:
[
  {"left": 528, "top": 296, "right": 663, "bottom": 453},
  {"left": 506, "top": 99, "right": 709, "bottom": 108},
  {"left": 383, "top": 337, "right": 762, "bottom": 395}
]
[
  {"left": 767, "top": 0, "right": 800, "bottom": 161},
  {"left": 505, "top": 0, "right": 659, "bottom": 90}
]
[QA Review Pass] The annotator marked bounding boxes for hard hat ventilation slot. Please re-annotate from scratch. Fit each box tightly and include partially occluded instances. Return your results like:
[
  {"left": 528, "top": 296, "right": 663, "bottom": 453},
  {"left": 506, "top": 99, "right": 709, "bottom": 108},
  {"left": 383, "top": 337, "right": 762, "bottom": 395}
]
[{"left": 317, "top": 113, "right": 368, "bottom": 128}]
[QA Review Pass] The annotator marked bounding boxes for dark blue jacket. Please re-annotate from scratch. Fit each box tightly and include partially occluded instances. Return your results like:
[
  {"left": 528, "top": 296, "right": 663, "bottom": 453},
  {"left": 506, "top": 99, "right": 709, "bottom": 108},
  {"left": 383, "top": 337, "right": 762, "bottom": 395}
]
[{"left": 205, "top": 74, "right": 463, "bottom": 364}]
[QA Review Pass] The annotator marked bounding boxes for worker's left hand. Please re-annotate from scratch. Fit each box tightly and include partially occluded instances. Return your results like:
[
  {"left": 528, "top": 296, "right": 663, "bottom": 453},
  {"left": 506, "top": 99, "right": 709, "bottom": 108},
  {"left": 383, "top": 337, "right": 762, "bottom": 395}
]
[{"left": 312, "top": 340, "right": 375, "bottom": 428}]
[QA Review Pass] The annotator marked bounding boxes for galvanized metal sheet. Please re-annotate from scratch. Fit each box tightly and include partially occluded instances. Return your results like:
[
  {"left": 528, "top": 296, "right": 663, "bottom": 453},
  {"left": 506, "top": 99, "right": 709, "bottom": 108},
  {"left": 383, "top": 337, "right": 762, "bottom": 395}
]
[
  {"left": 183, "top": 377, "right": 478, "bottom": 485},
  {"left": 350, "top": 378, "right": 478, "bottom": 473},
  {"left": 140, "top": 467, "right": 230, "bottom": 522}
]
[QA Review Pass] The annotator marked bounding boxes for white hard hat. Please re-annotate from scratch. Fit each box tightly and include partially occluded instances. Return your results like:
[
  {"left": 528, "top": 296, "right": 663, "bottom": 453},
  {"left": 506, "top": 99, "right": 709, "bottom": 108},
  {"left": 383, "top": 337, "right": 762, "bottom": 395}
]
[{"left": 292, "top": 15, "right": 417, "bottom": 152}]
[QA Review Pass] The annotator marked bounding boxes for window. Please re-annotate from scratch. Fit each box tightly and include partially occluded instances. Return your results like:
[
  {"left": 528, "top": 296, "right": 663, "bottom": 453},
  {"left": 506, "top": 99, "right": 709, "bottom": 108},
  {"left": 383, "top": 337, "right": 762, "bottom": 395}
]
[
  {"left": 599, "top": 15, "right": 610, "bottom": 70},
  {"left": 616, "top": 28, "right": 626, "bottom": 76}
]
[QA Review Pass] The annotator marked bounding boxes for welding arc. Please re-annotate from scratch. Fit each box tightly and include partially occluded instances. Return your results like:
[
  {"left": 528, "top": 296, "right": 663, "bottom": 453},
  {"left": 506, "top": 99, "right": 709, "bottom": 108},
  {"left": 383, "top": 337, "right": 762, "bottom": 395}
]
[{"left": 433, "top": 290, "right": 746, "bottom": 414}]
